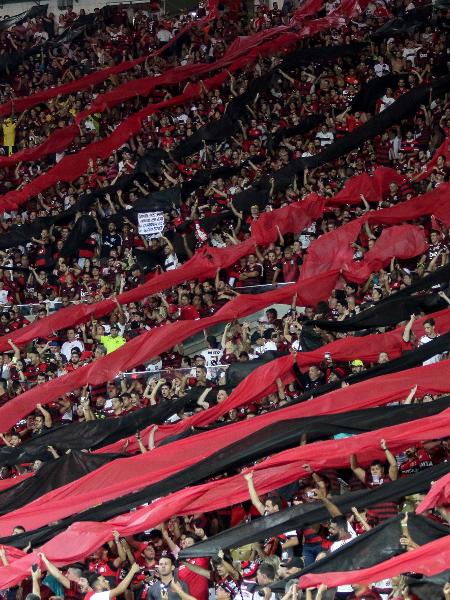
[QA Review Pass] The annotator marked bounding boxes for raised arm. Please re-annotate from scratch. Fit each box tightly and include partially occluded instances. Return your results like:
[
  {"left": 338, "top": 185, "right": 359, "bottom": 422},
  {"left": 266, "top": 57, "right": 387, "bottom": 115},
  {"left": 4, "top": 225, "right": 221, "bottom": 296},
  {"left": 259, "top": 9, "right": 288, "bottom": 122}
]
[
  {"left": 109, "top": 563, "right": 140, "bottom": 598},
  {"left": 438, "top": 290, "right": 450, "bottom": 305},
  {"left": 350, "top": 452, "right": 366, "bottom": 483},
  {"left": 243, "top": 471, "right": 265, "bottom": 515},
  {"left": 403, "top": 384, "right": 418, "bottom": 405},
  {"left": 381, "top": 438, "right": 398, "bottom": 481},
  {"left": 402, "top": 314, "right": 416, "bottom": 343},
  {"left": 36, "top": 403, "right": 52, "bottom": 428},
  {"left": 7, "top": 338, "right": 21, "bottom": 361},
  {"left": 38, "top": 553, "right": 70, "bottom": 589},
  {"left": 312, "top": 483, "right": 342, "bottom": 518},
  {"left": 31, "top": 566, "right": 42, "bottom": 599}
]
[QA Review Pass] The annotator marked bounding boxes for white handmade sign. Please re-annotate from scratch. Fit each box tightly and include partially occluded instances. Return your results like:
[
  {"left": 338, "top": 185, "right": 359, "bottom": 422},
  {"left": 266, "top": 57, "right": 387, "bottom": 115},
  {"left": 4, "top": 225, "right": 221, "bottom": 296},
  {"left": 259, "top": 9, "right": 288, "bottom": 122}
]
[{"left": 137, "top": 211, "right": 165, "bottom": 236}]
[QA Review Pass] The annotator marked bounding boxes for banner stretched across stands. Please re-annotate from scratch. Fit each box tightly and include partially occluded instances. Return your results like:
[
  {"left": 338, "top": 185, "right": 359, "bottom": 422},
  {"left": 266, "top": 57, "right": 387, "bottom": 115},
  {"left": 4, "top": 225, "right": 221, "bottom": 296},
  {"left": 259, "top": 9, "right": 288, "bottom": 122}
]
[
  {"left": 1, "top": 294, "right": 446, "bottom": 468},
  {"left": 0, "top": 451, "right": 121, "bottom": 516},
  {"left": 0, "top": 269, "right": 338, "bottom": 431},
  {"left": 1, "top": 401, "right": 450, "bottom": 586},
  {"left": 0, "top": 5, "right": 48, "bottom": 34},
  {"left": 180, "top": 463, "right": 450, "bottom": 558},
  {"left": 0, "top": 210, "right": 440, "bottom": 433},
  {"left": 0, "top": 397, "right": 190, "bottom": 467},
  {"left": 0, "top": 2, "right": 353, "bottom": 171},
  {"left": 0, "top": 5, "right": 369, "bottom": 213},
  {"left": 234, "top": 76, "right": 450, "bottom": 209},
  {"left": 299, "top": 534, "right": 450, "bottom": 589},
  {"left": 1, "top": 357, "right": 450, "bottom": 539},
  {"left": 0, "top": 165, "right": 438, "bottom": 354},
  {"left": 1, "top": 396, "right": 449, "bottom": 550},
  {"left": 0, "top": 0, "right": 220, "bottom": 118},
  {"left": 112, "top": 307, "right": 450, "bottom": 453},
  {"left": 0, "top": 196, "right": 323, "bottom": 351},
  {"left": 276, "top": 514, "right": 449, "bottom": 590}
]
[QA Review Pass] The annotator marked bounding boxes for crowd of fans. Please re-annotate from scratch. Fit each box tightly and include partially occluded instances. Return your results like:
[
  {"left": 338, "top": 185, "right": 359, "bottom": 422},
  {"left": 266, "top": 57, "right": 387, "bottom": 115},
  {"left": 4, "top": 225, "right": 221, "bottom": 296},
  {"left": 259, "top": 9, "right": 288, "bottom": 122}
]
[{"left": 0, "top": 0, "right": 449, "bottom": 597}]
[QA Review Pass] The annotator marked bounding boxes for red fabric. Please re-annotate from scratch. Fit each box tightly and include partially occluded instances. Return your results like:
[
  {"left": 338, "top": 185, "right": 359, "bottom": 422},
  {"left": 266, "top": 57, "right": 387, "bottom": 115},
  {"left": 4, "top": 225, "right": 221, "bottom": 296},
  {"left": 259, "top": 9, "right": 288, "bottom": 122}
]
[
  {"left": 0, "top": 269, "right": 339, "bottom": 432},
  {"left": 0, "top": 0, "right": 220, "bottom": 119},
  {"left": 416, "top": 472, "right": 450, "bottom": 512},
  {"left": 328, "top": 167, "right": 406, "bottom": 206},
  {"left": 1, "top": 341, "right": 450, "bottom": 536},
  {"left": 328, "top": 173, "right": 379, "bottom": 206},
  {"left": 0, "top": 0, "right": 362, "bottom": 210},
  {"left": 414, "top": 136, "right": 450, "bottom": 182},
  {"left": 0, "top": 473, "right": 32, "bottom": 491},
  {"left": 302, "top": 218, "right": 362, "bottom": 277},
  {"left": 1, "top": 397, "right": 450, "bottom": 587},
  {"left": 345, "top": 224, "right": 428, "bottom": 283},
  {"left": 0, "top": 70, "right": 228, "bottom": 212},
  {"left": 290, "top": 0, "right": 324, "bottom": 22},
  {"left": 299, "top": 534, "right": 450, "bottom": 588},
  {"left": 0, "top": 2, "right": 329, "bottom": 171},
  {"left": 0, "top": 125, "right": 79, "bottom": 168},
  {"left": 0, "top": 184, "right": 436, "bottom": 430},
  {"left": 302, "top": 183, "right": 450, "bottom": 278},
  {"left": 105, "top": 305, "right": 450, "bottom": 455},
  {"left": 249, "top": 194, "right": 325, "bottom": 244},
  {"left": 0, "top": 198, "right": 321, "bottom": 352},
  {"left": 0, "top": 169, "right": 425, "bottom": 352}
]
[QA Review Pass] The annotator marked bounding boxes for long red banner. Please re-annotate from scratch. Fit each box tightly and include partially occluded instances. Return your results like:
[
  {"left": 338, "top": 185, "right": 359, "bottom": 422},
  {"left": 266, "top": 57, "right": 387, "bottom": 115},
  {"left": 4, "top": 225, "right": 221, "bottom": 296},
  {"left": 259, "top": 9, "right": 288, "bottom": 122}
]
[
  {"left": 1, "top": 353, "right": 450, "bottom": 536},
  {"left": 0, "top": 394, "right": 449, "bottom": 587}
]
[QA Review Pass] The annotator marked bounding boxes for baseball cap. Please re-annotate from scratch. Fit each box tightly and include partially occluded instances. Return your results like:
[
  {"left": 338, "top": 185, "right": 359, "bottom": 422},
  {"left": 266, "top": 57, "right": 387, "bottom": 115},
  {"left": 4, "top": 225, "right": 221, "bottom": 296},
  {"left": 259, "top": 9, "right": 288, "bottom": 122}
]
[{"left": 351, "top": 359, "right": 364, "bottom": 367}]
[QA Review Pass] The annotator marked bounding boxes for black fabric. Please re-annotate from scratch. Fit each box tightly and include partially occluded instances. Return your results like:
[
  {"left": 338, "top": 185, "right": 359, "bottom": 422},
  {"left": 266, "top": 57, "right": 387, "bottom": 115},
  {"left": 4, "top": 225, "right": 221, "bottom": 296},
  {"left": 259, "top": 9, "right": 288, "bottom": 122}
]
[
  {"left": 288, "top": 332, "right": 450, "bottom": 408},
  {"left": 280, "top": 43, "right": 367, "bottom": 71},
  {"left": 351, "top": 74, "right": 401, "bottom": 113},
  {"left": 0, "top": 398, "right": 188, "bottom": 467},
  {"left": 0, "top": 450, "right": 120, "bottom": 516},
  {"left": 2, "top": 397, "right": 450, "bottom": 549},
  {"left": 180, "top": 166, "right": 242, "bottom": 200},
  {"left": 405, "top": 570, "right": 450, "bottom": 600},
  {"left": 163, "top": 43, "right": 364, "bottom": 169},
  {"left": 60, "top": 215, "right": 97, "bottom": 259},
  {"left": 378, "top": 263, "right": 450, "bottom": 301},
  {"left": 179, "top": 462, "right": 450, "bottom": 559},
  {"left": 269, "top": 329, "right": 450, "bottom": 410},
  {"left": 0, "top": 5, "right": 48, "bottom": 33},
  {"left": 225, "top": 351, "right": 284, "bottom": 387},
  {"left": 172, "top": 72, "right": 275, "bottom": 161},
  {"left": 372, "top": 5, "right": 433, "bottom": 38},
  {"left": 234, "top": 75, "right": 450, "bottom": 208},
  {"left": 270, "top": 115, "right": 325, "bottom": 150},
  {"left": 310, "top": 293, "right": 446, "bottom": 332},
  {"left": 299, "top": 323, "right": 325, "bottom": 351},
  {"left": 270, "top": 513, "right": 449, "bottom": 591}
]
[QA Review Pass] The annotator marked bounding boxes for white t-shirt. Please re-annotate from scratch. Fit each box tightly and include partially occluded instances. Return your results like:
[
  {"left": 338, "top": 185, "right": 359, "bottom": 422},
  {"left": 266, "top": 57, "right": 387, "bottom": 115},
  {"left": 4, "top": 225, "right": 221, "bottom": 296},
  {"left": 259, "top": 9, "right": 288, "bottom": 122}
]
[
  {"left": 380, "top": 95, "right": 395, "bottom": 112},
  {"left": 90, "top": 592, "right": 110, "bottom": 600},
  {"left": 419, "top": 333, "right": 442, "bottom": 365},
  {"left": 330, "top": 523, "right": 357, "bottom": 593},
  {"left": 61, "top": 339, "right": 85, "bottom": 361},
  {"left": 254, "top": 341, "right": 277, "bottom": 355},
  {"left": 164, "top": 253, "right": 179, "bottom": 271},
  {"left": 374, "top": 62, "right": 390, "bottom": 77},
  {"left": 156, "top": 28, "right": 172, "bottom": 42}
]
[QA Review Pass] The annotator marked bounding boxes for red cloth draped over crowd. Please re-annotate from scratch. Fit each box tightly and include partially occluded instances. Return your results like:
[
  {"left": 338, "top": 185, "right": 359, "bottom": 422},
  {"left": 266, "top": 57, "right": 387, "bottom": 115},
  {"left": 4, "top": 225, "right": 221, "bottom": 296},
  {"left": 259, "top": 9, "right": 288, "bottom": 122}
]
[
  {"left": 0, "top": 0, "right": 448, "bottom": 592},
  {"left": 416, "top": 473, "right": 450, "bottom": 513},
  {"left": 1, "top": 355, "right": 450, "bottom": 537},
  {"left": 0, "top": 396, "right": 449, "bottom": 586}
]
